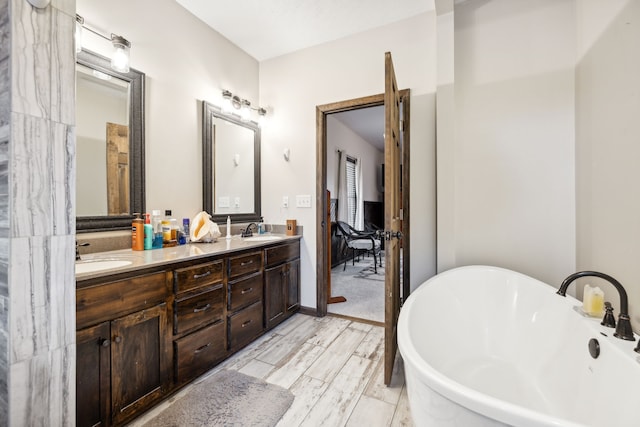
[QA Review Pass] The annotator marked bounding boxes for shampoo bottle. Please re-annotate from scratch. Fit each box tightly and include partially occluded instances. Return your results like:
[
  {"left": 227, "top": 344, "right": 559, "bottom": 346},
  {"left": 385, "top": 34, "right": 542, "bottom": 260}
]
[
  {"left": 132, "top": 213, "right": 144, "bottom": 251},
  {"left": 151, "top": 210, "right": 163, "bottom": 249},
  {"left": 143, "top": 213, "right": 153, "bottom": 250}
]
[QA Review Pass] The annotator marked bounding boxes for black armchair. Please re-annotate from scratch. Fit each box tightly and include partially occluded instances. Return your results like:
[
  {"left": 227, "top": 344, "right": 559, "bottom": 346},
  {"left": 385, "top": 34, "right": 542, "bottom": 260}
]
[{"left": 335, "top": 221, "right": 382, "bottom": 273}]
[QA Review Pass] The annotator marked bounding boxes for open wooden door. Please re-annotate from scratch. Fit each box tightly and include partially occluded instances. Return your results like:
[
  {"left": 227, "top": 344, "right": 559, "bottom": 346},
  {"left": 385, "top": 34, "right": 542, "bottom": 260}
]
[{"left": 384, "top": 52, "right": 402, "bottom": 385}]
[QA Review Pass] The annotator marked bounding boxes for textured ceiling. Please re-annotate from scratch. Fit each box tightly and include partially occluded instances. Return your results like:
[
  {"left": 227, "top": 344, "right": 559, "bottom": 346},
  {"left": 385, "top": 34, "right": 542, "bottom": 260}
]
[{"left": 175, "top": 0, "right": 434, "bottom": 61}]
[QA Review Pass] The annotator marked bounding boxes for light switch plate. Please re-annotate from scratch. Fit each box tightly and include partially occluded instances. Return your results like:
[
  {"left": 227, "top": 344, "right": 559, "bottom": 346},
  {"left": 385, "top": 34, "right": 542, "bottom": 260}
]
[
  {"left": 234, "top": 197, "right": 240, "bottom": 208},
  {"left": 296, "top": 195, "right": 312, "bottom": 208}
]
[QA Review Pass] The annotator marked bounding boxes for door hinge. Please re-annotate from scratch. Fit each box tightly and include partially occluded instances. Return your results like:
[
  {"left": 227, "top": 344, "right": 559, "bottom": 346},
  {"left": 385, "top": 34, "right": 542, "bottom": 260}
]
[{"left": 400, "top": 120, "right": 405, "bottom": 132}]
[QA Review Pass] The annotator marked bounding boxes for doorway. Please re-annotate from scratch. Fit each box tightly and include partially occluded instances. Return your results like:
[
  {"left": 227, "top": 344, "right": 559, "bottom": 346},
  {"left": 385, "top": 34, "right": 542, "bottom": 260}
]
[
  {"left": 315, "top": 91, "right": 411, "bottom": 319},
  {"left": 325, "top": 106, "right": 387, "bottom": 324}
]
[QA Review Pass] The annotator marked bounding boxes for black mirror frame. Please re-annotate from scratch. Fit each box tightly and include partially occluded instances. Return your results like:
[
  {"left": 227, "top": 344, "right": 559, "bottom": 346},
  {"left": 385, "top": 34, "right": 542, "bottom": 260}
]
[
  {"left": 76, "top": 49, "right": 146, "bottom": 232},
  {"left": 202, "top": 101, "right": 262, "bottom": 224}
]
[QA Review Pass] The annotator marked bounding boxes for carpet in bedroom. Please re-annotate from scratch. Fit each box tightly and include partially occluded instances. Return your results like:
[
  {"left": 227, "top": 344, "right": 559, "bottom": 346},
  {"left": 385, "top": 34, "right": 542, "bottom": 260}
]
[{"left": 328, "top": 253, "right": 385, "bottom": 323}]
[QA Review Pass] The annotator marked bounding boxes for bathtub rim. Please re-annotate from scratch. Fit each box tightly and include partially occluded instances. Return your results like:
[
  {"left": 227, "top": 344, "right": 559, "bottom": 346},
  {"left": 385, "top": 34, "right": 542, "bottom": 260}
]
[{"left": 398, "top": 265, "right": 587, "bottom": 427}]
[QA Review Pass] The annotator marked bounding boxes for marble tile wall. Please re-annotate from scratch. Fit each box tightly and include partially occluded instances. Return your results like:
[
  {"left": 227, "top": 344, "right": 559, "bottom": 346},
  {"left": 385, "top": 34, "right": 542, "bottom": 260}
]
[
  {"left": 1, "top": 0, "right": 76, "bottom": 425},
  {"left": 0, "top": 0, "right": 11, "bottom": 424}
]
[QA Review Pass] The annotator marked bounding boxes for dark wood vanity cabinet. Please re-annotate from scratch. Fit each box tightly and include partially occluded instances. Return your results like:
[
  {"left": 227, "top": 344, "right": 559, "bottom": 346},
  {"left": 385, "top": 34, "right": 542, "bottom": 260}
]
[
  {"left": 227, "top": 251, "right": 264, "bottom": 351},
  {"left": 76, "top": 271, "right": 171, "bottom": 427},
  {"left": 172, "top": 260, "right": 227, "bottom": 386},
  {"left": 76, "top": 238, "right": 301, "bottom": 426},
  {"left": 264, "top": 241, "right": 301, "bottom": 329}
]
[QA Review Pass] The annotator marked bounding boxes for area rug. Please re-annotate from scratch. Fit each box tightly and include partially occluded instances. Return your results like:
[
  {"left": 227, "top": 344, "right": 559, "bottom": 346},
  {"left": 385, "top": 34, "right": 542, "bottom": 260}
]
[{"left": 142, "top": 369, "right": 294, "bottom": 427}]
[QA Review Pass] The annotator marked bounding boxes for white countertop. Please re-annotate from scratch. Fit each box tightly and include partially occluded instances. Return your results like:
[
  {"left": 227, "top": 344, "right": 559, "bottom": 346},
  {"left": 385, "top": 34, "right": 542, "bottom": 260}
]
[{"left": 75, "top": 234, "right": 301, "bottom": 281}]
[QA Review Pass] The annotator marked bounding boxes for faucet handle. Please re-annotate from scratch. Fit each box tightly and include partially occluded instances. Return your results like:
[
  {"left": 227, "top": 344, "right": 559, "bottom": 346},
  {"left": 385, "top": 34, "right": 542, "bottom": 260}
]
[{"left": 601, "top": 302, "right": 616, "bottom": 328}]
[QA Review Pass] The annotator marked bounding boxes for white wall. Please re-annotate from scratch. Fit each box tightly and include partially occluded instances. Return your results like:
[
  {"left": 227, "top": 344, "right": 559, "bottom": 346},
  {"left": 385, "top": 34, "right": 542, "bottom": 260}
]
[
  {"left": 576, "top": 0, "right": 640, "bottom": 330},
  {"left": 326, "top": 116, "right": 383, "bottom": 203},
  {"left": 259, "top": 12, "right": 438, "bottom": 308},
  {"left": 438, "top": 0, "right": 576, "bottom": 285},
  {"left": 77, "top": 0, "right": 259, "bottom": 224}
]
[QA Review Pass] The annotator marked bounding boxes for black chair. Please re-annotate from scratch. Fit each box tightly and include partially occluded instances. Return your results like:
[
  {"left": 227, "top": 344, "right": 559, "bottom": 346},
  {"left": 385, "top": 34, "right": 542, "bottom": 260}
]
[{"left": 335, "top": 221, "right": 382, "bottom": 273}]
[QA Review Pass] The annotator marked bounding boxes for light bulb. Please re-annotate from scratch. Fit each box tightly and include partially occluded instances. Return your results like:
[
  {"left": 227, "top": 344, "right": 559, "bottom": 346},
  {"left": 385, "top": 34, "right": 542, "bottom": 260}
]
[
  {"left": 110, "top": 35, "right": 130, "bottom": 73},
  {"left": 75, "top": 15, "right": 83, "bottom": 54}
]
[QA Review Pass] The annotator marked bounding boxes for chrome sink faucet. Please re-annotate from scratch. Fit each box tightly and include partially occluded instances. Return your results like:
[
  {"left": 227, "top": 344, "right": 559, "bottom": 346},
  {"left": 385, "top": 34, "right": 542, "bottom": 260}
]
[
  {"left": 241, "top": 223, "right": 257, "bottom": 238},
  {"left": 557, "top": 271, "right": 635, "bottom": 341}
]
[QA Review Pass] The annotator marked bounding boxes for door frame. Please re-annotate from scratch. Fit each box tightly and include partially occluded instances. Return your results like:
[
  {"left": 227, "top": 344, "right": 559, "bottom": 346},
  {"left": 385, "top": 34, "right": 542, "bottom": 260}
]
[{"left": 315, "top": 91, "right": 411, "bottom": 316}]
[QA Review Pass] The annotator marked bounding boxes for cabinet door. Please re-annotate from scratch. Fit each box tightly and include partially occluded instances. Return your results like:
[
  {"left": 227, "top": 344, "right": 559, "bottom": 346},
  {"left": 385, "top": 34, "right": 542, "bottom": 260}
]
[
  {"left": 76, "top": 322, "right": 111, "bottom": 427},
  {"left": 264, "top": 265, "right": 285, "bottom": 329},
  {"left": 286, "top": 259, "right": 301, "bottom": 314},
  {"left": 110, "top": 303, "right": 170, "bottom": 425}
]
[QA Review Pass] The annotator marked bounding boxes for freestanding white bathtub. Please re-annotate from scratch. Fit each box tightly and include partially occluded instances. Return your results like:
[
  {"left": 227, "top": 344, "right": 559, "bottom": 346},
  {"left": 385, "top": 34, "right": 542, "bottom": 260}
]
[{"left": 398, "top": 265, "right": 640, "bottom": 427}]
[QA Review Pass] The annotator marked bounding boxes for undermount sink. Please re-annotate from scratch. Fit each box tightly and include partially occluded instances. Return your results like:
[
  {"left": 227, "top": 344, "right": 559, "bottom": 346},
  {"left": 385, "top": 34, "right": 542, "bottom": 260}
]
[
  {"left": 243, "top": 235, "right": 284, "bottom": 242},
  {"left": 76, "top": 259, "right": 133, "bottom": 274}
]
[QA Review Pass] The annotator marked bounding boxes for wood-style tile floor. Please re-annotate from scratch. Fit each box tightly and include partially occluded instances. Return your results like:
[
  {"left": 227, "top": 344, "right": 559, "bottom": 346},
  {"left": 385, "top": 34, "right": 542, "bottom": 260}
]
[{"left": 133, "top": 313, "right": 414, "bottom": 427}]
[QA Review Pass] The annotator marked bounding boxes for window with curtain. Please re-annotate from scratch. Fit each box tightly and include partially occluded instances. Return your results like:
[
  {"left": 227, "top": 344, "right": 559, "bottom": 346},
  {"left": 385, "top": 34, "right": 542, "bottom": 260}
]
[{"left": 346, "top": 156, "right": 357, "bottom": 227}]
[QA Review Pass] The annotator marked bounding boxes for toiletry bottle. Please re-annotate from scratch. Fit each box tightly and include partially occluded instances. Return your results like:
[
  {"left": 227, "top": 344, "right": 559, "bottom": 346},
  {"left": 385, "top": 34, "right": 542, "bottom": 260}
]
[
  {"left": 226, "top": 215, "right": 231, "bottom": 239},
  {"left": 162, "top": 210, "right": 173, "bottom": 245},
  {"left": 170, "top": 218, "right": 179, "bottom": 242},
  {"left": 143, "top": 213, "right": 153, "bottom": 250},
  {"left": 132, "top": 213, "right": 144, "bottom": 251},
  {"left": 181, "top": 218, "right": 190, "bottom": 244},
  {"left": 151, "top": 210, "right": 163, "bottom": 249}
]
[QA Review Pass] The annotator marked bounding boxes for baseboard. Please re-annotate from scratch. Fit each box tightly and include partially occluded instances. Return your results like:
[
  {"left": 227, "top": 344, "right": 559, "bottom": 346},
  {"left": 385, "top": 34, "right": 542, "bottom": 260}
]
[{"left": 298, "top": 306, "right": 319, "bottom": 317}]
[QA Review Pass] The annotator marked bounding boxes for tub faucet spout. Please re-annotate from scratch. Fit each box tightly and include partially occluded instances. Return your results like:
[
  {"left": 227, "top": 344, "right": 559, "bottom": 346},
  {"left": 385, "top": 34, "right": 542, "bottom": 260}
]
[{"left": 557, "top": 271, "right": 635, "bottom": 341}]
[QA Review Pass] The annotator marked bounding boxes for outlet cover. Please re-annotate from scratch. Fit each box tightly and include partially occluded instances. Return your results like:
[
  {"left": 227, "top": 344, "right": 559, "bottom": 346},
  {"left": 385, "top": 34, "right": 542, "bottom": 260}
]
[
  {"left": 282, "top": 196, "right": 289, "bottom": 208},
  {"left": 296, "top": 195, "right": 312, "bottom": 208}
]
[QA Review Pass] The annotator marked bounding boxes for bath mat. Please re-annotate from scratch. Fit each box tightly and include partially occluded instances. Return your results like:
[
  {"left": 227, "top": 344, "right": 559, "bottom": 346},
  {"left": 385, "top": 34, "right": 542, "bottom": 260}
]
[{"left": 142, "top": 369, "right": 294, "bottom": 427}]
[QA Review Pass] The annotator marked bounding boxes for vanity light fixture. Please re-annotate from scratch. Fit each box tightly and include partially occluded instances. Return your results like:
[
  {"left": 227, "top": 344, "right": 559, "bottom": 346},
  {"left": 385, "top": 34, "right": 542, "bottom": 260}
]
[
  {"left": 75, "top": 14, "right": 132, "bottom": 73},
  {"left": 110, "top": 34, "right": 131, "bottom": 73},
  {"left": 75, "top": 15, "right": 84, "bottom": 54},
  {"left": 220, "top": 89, "right": 268, "bottom": 125},
  {"left": 240, "top": 99, "right": 251, "bottom": 122}
]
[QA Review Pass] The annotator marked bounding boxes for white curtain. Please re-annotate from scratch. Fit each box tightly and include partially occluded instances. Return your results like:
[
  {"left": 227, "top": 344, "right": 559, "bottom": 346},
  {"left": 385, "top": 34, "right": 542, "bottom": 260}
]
[
  {"left": 336, "top": 150, "right": 349, "bottom": 223},
  {"left": 355, "top": 158, "right": 364, "bottom": 230}
]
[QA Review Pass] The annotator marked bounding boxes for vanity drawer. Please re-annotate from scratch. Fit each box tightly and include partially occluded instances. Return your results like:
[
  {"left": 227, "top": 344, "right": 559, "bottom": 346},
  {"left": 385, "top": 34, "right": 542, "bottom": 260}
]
[
  {"left": 228, "top": 251, "right": 262, "bottom": 279},
  {"left": 174, "top": 260, "right": 224, "bottom": 293},
  {"left": 228, "top": 272, "right": 263, "bottom": 312},
  {"left": 265, "top": 241, "right": 300, "bottom": 268},
  {"left": 174, "top": 284, "right": 224, "bottom": 335},
  {"left": 228, "top": 301, "right": 263, "bottom": 350},
  {"left": 76, "top": 271, "right": 169, "bottom": 330},
  {"left": 174, "top": 321, "right": 226, "bottom": 384}
]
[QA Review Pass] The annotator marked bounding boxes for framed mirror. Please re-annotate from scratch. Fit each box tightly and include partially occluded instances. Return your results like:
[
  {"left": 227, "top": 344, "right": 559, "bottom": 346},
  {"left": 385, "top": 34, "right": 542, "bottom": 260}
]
[
  {"left": 76, "top": 49, "right": 145, "bottom": 232},
  {"left": 203, "top": 101, "right": 261, "bottom": 223}
]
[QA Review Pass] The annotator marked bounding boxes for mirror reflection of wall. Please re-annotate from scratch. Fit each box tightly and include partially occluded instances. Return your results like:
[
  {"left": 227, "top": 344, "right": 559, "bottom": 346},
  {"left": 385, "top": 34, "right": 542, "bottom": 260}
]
[
  {"left": 213, "top": 117, "right": 255, "bottom": 214},
  {"left": 76, "top": 63, "right": 130, "bottom": 216}
]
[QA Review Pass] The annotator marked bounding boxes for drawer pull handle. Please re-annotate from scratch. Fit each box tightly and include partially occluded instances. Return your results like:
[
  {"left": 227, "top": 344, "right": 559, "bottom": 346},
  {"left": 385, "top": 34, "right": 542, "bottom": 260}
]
[
  {"left": 240, "top": 260, "right": 254, "bottom": 267},
  {"left": 241, "top": 287, "right": 253, "bottom": 294},
  {"left": 194, "top": 343, "right": 211, "bottom": 354},
  {"left": 193, "top": 271, "right": 212, "bottom": 280},
  {"left": 193, "top": 303, "right": 211, "bottom": 313},
  {"left": 114, "top": 336, "right": 122, "bottom": 344},
  {"left": 241, "top": 319, "right": 252, "bottom": 328}
]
